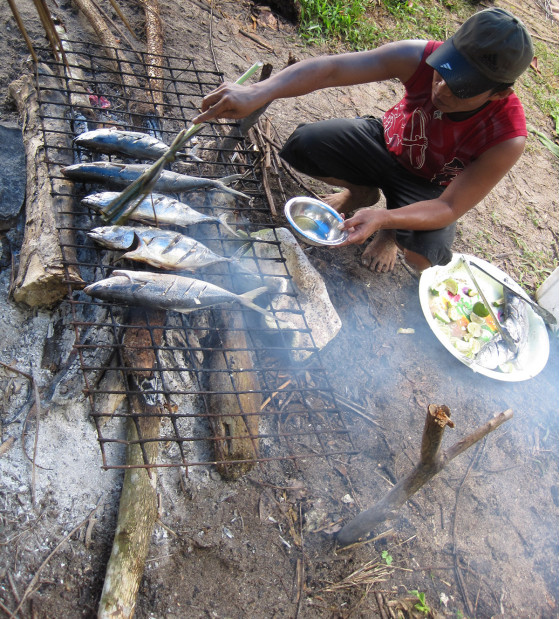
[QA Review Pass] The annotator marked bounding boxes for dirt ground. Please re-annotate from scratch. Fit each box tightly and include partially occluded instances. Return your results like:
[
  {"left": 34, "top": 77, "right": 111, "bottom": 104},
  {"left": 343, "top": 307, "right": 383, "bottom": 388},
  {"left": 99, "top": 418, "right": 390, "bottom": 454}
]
[{"left": 0, "top": 1, "right": 558, "bottom": 618}]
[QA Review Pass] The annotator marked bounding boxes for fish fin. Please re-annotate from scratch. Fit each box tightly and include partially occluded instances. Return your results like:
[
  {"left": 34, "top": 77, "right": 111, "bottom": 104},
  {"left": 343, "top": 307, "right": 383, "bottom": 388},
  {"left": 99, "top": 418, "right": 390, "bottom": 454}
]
[
  {"left": 231, "top": 242, "right": 252, "bottom": 261},
  {"left": 119, "top": 249, "right": 141, "bottom": 262},
  {"left": 217, "top": 213, "right": 244, "bottom": 239},
  {"left": 117, "top": 233, "right": 146, "bottom": 261},
  {"left": 219, "top": 173, "right": 243, "bottom": 185},
  {"left": 239, "top": 287, "right": 289, "bottom": 325},
  {"left": 112, "top": 270, "right": 137, "bottom": 283}
]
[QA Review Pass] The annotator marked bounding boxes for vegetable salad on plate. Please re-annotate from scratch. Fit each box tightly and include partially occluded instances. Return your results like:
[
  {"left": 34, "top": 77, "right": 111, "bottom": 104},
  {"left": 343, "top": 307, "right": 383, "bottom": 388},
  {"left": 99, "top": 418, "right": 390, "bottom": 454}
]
[{"left": 428, "top": 276, "right": 501, "bottom": 359}]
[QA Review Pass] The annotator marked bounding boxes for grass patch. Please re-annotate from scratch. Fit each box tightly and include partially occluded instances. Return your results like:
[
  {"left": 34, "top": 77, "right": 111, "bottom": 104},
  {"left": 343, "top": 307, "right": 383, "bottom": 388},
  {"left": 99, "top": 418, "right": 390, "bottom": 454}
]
[{"left": 298, "top": 0, "right": 380, "bottom": 49}]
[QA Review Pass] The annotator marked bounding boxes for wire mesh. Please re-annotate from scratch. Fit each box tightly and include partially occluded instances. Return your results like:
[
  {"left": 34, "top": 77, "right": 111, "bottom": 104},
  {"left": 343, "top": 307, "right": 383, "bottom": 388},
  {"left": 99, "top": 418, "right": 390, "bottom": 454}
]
[{"left": 33, "top": 40, "right": 357, "bottom": 474}]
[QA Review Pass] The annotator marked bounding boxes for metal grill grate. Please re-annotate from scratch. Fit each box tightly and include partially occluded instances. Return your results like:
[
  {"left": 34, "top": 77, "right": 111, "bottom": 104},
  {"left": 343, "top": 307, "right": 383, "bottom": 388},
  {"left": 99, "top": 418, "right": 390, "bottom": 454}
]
[{"left": 34, "top": 40, "right": 357, "bottom": 474}]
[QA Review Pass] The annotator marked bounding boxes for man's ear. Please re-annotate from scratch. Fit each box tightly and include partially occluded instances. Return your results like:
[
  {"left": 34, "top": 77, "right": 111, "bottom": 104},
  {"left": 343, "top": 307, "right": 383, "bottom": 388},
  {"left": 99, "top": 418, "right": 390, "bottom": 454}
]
[{"left": 489, "top": 87, "right": 514, "bottom": 101}]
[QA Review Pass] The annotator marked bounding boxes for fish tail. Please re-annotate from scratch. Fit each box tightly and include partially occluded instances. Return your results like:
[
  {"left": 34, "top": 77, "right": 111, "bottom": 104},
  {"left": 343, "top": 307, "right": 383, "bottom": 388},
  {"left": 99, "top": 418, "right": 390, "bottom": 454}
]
[
  {"left": 217, "top": 213, "right": 244, "bottom": 239},
  {"left": 221, "top": 185, "right": 251, "bottom": 200},
  {"left": 215, "top": 174, "right": 250, "bottom": 199},
  {"left": 119, "top": 248, "right": 140, "bottom": 262},
  {"left": 239, "top": 287, "right": 288, "bottom": 324}
]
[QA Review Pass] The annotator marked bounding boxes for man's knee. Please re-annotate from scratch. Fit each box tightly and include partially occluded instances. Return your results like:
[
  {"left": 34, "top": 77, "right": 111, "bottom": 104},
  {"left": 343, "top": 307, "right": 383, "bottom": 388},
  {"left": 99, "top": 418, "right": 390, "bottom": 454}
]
[{"left": 280, "top": 123, "right": 316, "bottom": 160}]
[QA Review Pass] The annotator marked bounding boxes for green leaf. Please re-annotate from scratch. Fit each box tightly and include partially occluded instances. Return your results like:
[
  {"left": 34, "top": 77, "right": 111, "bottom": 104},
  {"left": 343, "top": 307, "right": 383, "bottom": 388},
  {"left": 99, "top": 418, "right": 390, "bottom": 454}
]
[{"left": 527, "top": 124, "right": 559, "bottom": 158}]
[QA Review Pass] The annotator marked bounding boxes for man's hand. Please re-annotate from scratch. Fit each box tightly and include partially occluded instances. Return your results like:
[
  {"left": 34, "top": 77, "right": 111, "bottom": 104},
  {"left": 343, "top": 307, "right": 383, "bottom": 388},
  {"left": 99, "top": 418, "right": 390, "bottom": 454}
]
[
  {"left": 338, "top": 208, "right": 386, "bottom": 246},
  {"left": 192, "top": 82, "right": 265, "bottom": 124}
]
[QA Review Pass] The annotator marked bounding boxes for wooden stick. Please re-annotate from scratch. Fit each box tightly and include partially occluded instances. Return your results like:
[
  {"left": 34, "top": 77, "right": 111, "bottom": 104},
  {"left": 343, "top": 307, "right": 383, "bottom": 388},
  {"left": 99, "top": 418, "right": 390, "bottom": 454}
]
[
  {"left": 6, "top": 0, "right": 38, "bottom": 62},
  {"left": 260, "top": 379, "right": 292, "bottom": 411},
  {"left": 337, "top": 407, "right": 513, "bottom": 546},
  {"left": 239, "top": 29, "right": 276, "bottom": 52},
  {"left": 107, "top": 0, "right": 137, "bottom": 37},
  {"left": 31, "top": 0, "right": 67, "bottom": 65}
]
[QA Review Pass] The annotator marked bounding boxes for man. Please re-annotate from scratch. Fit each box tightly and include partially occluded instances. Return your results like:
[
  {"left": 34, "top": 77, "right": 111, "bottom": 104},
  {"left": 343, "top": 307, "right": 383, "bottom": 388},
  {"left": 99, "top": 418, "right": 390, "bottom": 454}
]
[{"left": 193, "top": 8, "right": 534, "bottom": 273}]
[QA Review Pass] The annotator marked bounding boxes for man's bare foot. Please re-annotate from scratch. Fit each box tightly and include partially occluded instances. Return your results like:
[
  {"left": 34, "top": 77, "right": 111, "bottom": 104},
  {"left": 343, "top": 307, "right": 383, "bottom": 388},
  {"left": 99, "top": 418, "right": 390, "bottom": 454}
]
[
  {"left": 321, "top": 186, "right": 380, "bottom": 216},
  {"left": 361, "top": 230, "right": 398, "bottom": 273}
]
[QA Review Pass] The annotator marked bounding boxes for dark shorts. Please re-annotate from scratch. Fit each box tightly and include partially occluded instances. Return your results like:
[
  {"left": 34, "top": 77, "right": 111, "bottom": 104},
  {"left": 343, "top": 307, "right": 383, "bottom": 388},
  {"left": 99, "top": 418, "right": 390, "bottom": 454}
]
[{"left": 279, "top": 116, "right": 455, "bottom": 266}]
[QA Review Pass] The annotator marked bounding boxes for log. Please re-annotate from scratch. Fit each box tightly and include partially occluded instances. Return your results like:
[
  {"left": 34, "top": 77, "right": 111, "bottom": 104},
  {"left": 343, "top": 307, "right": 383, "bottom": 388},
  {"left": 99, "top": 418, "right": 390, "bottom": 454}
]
[
  {"left": 8, "top": 65, "right": 83, "bottom": 308},
  {"left": 139, "top": 0, "right": 166, "bottom": 119},
  {"left": 337, "top": 406, "right": 513, "bottom": 546},
  {"left": 206, "top": 310, "right": 261, "bottom": 480},
  {"left": 98, "top": 309, "right": 165, "bottom": 619}
]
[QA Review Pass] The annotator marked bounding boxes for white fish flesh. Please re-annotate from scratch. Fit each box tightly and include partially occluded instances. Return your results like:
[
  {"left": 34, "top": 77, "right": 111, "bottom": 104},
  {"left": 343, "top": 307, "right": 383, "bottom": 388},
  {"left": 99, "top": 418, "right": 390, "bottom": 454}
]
[
  {"left": 82, "top": 191, "right": 241, "bottom": 237},
  {"left": 84, "top": 270, "right": 280, "bottom": 322},
  {"left": 62, "top": 161, "right": 250, "bottom": 199},
  {"left": 88, "top": 225, "right": 242, "bottom": 271},
  {"left": 475, "top": 289, "right": 530, "bottom": 370}
]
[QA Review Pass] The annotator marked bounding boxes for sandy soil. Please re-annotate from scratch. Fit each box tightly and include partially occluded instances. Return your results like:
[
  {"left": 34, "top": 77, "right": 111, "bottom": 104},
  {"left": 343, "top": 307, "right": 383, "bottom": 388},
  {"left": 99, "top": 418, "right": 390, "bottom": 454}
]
[{"left": 0, "top": 1, "right": 558, "bottom": 618}]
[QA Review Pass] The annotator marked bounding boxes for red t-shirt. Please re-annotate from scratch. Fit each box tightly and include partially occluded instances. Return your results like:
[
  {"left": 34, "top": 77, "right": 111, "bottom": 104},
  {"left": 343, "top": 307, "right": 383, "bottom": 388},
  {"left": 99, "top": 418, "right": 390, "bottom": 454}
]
[{"left": 382, "top": 40, "right": 528, "bottom": 186}]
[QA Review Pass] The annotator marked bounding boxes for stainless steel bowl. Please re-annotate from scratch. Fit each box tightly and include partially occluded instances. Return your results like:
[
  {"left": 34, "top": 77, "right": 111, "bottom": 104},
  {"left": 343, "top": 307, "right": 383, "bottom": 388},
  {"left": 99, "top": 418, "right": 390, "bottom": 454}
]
[{"left": 284, "top": 197, "right": 348, "bottom": 247}]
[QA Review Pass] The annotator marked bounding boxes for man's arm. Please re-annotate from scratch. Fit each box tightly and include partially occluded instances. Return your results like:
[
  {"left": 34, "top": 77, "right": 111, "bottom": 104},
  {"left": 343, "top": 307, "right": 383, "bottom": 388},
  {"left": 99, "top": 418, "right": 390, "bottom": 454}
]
[
  {"left": 340, "top": 136, "right": 526, "bottom": 243},
  {"left": 192, "top": 40, "right": 426, "bottom": 123}
]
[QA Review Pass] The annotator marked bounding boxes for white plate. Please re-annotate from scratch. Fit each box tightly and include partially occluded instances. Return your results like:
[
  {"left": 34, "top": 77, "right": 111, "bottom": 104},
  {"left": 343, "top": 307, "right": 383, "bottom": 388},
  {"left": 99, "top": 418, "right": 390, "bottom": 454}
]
[{"left": 419, "top": 253, "right": 550, "bottom": 381}]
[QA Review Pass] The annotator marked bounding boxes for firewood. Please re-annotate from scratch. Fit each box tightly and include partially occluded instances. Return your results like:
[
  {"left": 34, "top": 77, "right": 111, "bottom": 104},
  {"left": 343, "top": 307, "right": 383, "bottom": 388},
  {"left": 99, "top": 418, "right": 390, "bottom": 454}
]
[
  {"left": 337, "top": 406, "right": 513, "bottom": 546},
  {"left": 8, "top": 65, "right": 83, "bottom": 308},
  {"left": 97, "top": 309, "right": 165, "bottom": 619},
  {"left": 139, "top": 0, "right": 165, "bottom": 118},
  {"left": 206, "top": 310, "right": 261, "bottom": 480}
]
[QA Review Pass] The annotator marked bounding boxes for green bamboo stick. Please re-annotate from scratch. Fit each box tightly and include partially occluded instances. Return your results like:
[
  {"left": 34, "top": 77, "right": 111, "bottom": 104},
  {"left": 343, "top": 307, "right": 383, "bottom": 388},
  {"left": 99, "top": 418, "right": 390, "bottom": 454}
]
[{"left": 101, "top": 61, "right": 264, "bottom": 225}]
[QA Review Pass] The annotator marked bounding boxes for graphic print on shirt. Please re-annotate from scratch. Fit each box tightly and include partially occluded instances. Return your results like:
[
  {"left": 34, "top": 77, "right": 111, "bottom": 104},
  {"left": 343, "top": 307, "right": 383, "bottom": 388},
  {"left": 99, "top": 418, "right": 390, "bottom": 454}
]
[
  {"left": 384, "top": 104, "right": 429, "bottom": 170},
  {"left": 431, "top": 157, "right": 465, "bottom": 185},
  {"left": 402, "top": 108, "right": 429, "bottom": 169}
]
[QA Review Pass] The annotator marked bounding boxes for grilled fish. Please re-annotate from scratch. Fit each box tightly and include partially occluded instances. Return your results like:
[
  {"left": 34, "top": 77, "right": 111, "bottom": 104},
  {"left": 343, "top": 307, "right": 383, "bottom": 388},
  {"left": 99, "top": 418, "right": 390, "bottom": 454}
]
[
  {"left": 84, "top": 270, "right": 280, "bottom": 321},
  {"left": 88, "top": 225, "right": 242, "bottom": 271},
  {"left": 475, "top": 289, "right": 530, "bottom": 370},
  {"left": 74, "top": 128, "right": 171, "bottom": 160},
  {"left": 62, "top": 161, "right": 250, "bottom": 199},
  {"left": 82, "top": 191, "right": 241, "bottom": 237}
]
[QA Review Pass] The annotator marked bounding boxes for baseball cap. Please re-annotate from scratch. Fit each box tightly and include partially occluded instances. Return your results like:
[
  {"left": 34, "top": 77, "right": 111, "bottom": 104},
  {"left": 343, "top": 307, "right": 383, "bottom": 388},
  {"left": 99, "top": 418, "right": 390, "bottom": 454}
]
[{"left": 426, "top": 8, "right": 534, "bottom": 98}]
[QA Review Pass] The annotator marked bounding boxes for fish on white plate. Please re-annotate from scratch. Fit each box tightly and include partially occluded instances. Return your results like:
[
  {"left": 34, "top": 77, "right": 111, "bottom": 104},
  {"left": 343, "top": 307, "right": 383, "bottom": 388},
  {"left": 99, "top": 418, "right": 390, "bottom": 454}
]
[{"left": 475, "top": 289, "right": 530, "bottom": 370}]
